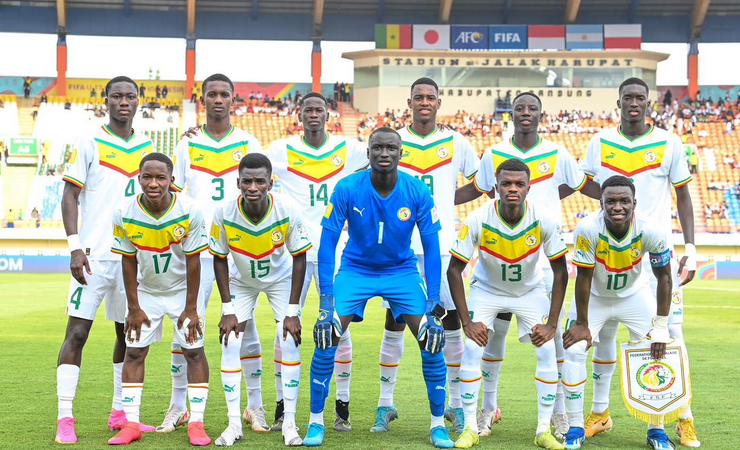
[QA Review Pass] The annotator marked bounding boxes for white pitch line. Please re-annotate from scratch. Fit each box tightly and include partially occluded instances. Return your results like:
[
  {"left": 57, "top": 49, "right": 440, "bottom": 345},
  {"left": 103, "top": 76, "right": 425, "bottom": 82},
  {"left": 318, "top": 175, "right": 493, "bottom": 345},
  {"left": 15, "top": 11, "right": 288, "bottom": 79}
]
[{"left": 683, "top": 286, "right": 740, "bottom": 293}]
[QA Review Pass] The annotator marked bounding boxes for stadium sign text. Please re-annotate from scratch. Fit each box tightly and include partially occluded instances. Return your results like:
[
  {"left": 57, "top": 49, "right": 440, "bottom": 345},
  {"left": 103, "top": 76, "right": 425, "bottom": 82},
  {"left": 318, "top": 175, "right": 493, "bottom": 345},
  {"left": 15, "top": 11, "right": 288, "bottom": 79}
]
[
  {"left": 438, "top": 88, "right": 593, "bottom": 98},
  {"left": 382, "top": 57, "right": 634, "bottom": 67}
]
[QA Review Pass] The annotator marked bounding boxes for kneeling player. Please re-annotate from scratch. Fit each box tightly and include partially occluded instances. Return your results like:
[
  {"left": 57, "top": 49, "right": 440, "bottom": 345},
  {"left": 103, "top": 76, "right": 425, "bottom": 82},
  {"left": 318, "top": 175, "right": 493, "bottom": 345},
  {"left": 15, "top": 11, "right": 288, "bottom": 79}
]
[
  {"left": 209, "top": 153, "right": 311, "bottom": 447},
  {"left": 448, "top": 159, "right": 568, "bottom": 450},
  {"left": 562, "top": 175, "right": 675, "bottom": 450},
  {"left": 304, "top": 128, "right": 452, "bottom": 448},
  {"left": 108, "top": 153, "right": 211, "bottom": 446}
]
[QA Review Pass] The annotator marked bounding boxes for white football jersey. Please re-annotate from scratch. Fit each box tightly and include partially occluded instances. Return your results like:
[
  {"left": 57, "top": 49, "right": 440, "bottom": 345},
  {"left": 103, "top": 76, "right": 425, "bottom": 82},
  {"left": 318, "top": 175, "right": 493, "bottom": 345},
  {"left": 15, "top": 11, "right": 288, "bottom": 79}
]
[
  {"left": 171, "top": 124, "right": 263, "bottom": 251},
  {"left": 264, "top": 134, "right": 368, "bottom": 262},
  {"left": 209, "top": 193, "right": 312, "bottom": 289},
  {"left": 112, "top": 194, "right": 208, "bottom": 294},
  {"left": 474, "top": 136, "right": 587, "bottom": 226},
  {"left": 572, "top": 211, "right": 671, "bottom": 298},
  {"left": 63, "top": 125, "right": 153, "bottom": 261},
  {"left": 397, "top": 125, "right": 480, "bottom": 254},
  {"left": 450, "top": 200, "right": 567, "bottom": 297},
  {"left": 580, "top": 125, "right": 692, "bottom": 233}
]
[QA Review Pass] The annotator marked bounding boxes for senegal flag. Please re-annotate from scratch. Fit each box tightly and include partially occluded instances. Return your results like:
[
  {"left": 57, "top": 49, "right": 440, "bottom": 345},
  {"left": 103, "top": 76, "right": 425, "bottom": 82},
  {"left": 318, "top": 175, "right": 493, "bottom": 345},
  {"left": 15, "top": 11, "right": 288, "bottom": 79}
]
[{"left": 375, "top": 24, "right": 412, "bottom": 49}]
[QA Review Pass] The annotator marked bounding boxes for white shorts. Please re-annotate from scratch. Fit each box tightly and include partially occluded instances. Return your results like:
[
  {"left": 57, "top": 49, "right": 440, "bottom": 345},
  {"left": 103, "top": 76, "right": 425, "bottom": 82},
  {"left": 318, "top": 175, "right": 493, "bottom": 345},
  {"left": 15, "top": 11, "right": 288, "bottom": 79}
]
[
  {"left": 468, "top": 284, "right": 550, "bottom": 343},
  {"left": 127, "top": 289, "right": 206, "bottom": 349},
  {"left": 566, "top": 287, "right": 655, "bottom": 345},
  {"left": 66, "top": 259, "right": 126, "bottom": 323},
  {"left": 232, "top": 277, "right": 292, "bottom": 323},
  {"left": 644, "top": 256, "right": 683, "bottom": 324},
  {"left": 300, "top": 261, "right": 320, "bottom": 308},
  {"left": 381, "top": 254, "right": 454, "bottom": 311}
]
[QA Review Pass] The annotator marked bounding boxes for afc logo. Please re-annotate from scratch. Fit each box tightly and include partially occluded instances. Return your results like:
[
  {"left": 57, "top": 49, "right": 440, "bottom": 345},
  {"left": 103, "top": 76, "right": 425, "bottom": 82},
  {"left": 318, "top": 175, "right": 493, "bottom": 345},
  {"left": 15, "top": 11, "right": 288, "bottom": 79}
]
[
  {"left": 455, "top": 31, "right": 484, "bottom": 44},
  {"left": 494, "top": 33, "right": 521, "bottom": 43}
]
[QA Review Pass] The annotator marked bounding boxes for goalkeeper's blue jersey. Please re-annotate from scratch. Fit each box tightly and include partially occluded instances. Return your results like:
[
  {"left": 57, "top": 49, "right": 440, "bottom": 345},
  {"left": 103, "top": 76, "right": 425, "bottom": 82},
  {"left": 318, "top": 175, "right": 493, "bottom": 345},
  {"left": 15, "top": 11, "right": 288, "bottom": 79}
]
[{"left": 321, "top": 170, "right": 441, "bottom": 275}]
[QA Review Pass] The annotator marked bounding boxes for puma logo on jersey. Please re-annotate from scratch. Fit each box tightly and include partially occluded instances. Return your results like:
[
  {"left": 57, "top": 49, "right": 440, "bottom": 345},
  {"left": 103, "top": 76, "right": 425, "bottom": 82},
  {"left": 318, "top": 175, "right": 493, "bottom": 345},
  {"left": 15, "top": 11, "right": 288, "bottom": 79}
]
[{"left": 353, "top": 207, "right": 365, "bottom": 217}]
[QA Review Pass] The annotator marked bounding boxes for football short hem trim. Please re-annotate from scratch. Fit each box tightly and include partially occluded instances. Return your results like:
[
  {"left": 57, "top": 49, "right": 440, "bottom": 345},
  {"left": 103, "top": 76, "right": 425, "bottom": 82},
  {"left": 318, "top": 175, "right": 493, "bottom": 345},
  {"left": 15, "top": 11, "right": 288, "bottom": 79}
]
[{"left": 184, "top": 244, "right": 209, "bottom": 256}]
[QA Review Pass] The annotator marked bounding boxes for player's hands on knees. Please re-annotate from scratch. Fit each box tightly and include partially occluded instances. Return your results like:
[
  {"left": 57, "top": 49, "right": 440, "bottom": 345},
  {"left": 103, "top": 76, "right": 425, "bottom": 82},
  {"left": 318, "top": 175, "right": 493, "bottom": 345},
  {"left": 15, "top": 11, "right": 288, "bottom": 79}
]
[
  {"left": 418, "top": 312, "right": 446, "bottom": 353},
  {"left": 562, "top": 322, "right": 592, "bottom": 350},
  {"left": 125, "top": 308, "right": 151, "bottom": 344},
  {"left": 462, "top": 321, "right": 488, "bottom": 347},
  {"left": 283, "top": 316, "right": 302, "bottom": 346},
  {"left": 650, "top": 342, "right": 667, "bottom": 360},
  {"left": 218, "top": 313, "right": 239, "bottom": 347},
  {"left": 178, "top": 307, "right": 203, "bottom": 346},
  {"left": 530, "top": 323, "right": 557, "bottom": 347},
  {"left": 70, "top": 249, "right": 92, "bottom": 285},
  {"left": 180, "top": 126, "right": 200, "bottom": 139}
]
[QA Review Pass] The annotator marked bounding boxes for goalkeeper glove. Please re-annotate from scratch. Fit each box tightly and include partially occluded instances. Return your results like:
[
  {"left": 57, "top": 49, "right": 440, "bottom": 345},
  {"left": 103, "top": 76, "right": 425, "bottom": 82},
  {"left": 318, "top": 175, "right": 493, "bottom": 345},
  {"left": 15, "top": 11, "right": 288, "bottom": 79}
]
[{"left": 313, "top": 294, "right": 343, "bottom": 350}]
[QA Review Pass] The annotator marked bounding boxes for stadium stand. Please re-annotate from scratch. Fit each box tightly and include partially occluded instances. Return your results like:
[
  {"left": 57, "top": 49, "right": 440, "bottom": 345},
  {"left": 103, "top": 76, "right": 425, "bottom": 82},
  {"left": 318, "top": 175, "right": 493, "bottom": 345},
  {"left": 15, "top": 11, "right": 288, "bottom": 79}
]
[{"left": 5, "top": 96, "right": 740, "bottom": 235}]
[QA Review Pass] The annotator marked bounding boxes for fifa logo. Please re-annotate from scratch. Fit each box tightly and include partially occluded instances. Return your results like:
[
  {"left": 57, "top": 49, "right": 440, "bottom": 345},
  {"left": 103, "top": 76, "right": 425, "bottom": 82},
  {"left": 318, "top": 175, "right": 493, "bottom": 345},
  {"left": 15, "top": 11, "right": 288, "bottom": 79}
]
[
  {"left": 494, "top": 33, "right": 521, "bottom": 43},
  {"left": 455, "top": 31, "right": 483, "bottom": 44}
]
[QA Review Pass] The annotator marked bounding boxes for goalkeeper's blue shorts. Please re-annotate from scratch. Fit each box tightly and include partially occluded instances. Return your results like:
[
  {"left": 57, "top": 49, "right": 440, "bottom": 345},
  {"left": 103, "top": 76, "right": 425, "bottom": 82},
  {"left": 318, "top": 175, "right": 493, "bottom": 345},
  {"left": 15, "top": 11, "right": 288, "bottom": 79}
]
[{"left": 333, "top": 268, "right": 427, "bottom": 323}]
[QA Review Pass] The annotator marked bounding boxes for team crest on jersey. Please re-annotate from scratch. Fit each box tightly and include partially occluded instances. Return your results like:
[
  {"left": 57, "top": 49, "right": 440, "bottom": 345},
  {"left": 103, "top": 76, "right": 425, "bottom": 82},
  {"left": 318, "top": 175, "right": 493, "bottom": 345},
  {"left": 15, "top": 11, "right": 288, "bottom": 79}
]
[
  {"left": 644, "top": 151, "right": 657, "bottom": 163},
  {"left": 538, "top": 161, "right": 550, "bottom": 174},
  {"left": 271, "top": 230, "right": 284, "bottom": 243},
  {"left": 397, "top": 207, "right": 411, "bottom": 221},
  {"left": 436, "top": 147, "right": 449, "bottom": 159},
  {"left": 630, "top": 246, "right": 641, "bottom": 259},
  {"left": 525, "top": 234, "right": 537, "bottom": 247},
  {"left": 331, "top": 154, "right": 343, "bottom": 167},
  {"left": 173, "top": 226, "right": 186, "bottom": 239},
  {"left": 233, "top": 150, "right": 244, "bottom": 162}
]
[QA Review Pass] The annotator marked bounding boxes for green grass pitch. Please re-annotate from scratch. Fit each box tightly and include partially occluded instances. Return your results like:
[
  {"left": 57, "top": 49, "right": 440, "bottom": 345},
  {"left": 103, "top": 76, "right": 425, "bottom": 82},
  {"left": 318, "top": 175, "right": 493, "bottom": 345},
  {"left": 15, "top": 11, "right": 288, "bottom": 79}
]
[{"left": 1, "top": 274, "right": 737, "bottom": 449}]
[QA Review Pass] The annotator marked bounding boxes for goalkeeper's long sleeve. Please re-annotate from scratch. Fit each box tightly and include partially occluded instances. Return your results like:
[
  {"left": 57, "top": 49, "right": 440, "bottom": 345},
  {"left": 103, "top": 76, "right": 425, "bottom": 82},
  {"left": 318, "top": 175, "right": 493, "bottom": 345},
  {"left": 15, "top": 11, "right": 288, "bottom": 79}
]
[
  {"left": 318, "top": 227, "right": 341, "bottom": 297},
  {"left": 420, "top": 231, "right": 441, "bottom": 308}
]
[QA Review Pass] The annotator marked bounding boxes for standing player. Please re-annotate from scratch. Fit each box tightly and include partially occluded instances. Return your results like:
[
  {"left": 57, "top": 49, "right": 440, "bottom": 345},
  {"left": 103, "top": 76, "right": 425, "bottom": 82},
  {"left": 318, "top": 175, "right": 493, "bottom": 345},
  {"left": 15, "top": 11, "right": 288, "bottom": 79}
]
[
  {"left": 303, "top": 127, "right": 453, "bottom": 448},
  {"left": 108, "top": 153, "right": 211, "bottom": 446},
  {"left": 457, "top": 92, "right": 599, "bottom": 438},
  {"left": 209, "top": 153, "right": 311, "bottom": 447},
  {"left": 448, "top": 159, "right": 568, "bottom": 450},
  {"left": 264, "top": 92, "right": 368, "bottom": 432},
  {"left": 163, "top": 73, "right": 265, "bottom": 433},
  {"left": 561, "top": 175, "right": 675, "bottom": 450},
  {"left": 56, "top": 76, "right": 155, "bottom": 444},
  {"left": 576, "top": 78, "right": 699, "bottom": 447},
  {"left": 371, "top": 77, "right": 479, "bottom": 434}
]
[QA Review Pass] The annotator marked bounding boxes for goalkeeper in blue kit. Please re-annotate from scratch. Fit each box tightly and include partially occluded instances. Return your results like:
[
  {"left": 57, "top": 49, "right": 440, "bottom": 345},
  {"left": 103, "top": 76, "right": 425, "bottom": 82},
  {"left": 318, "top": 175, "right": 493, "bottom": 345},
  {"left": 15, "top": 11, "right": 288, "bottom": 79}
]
[{"left": 303, "top": 127, "right": 453, "bottom": 448}]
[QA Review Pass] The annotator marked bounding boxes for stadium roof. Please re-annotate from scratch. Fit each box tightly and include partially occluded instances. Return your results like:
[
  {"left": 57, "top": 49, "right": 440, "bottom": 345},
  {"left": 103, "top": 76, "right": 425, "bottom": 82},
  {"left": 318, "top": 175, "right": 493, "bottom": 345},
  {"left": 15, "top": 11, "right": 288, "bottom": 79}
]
[{"left": 0, "top": 0, "right": 738, "bottom": 42}]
